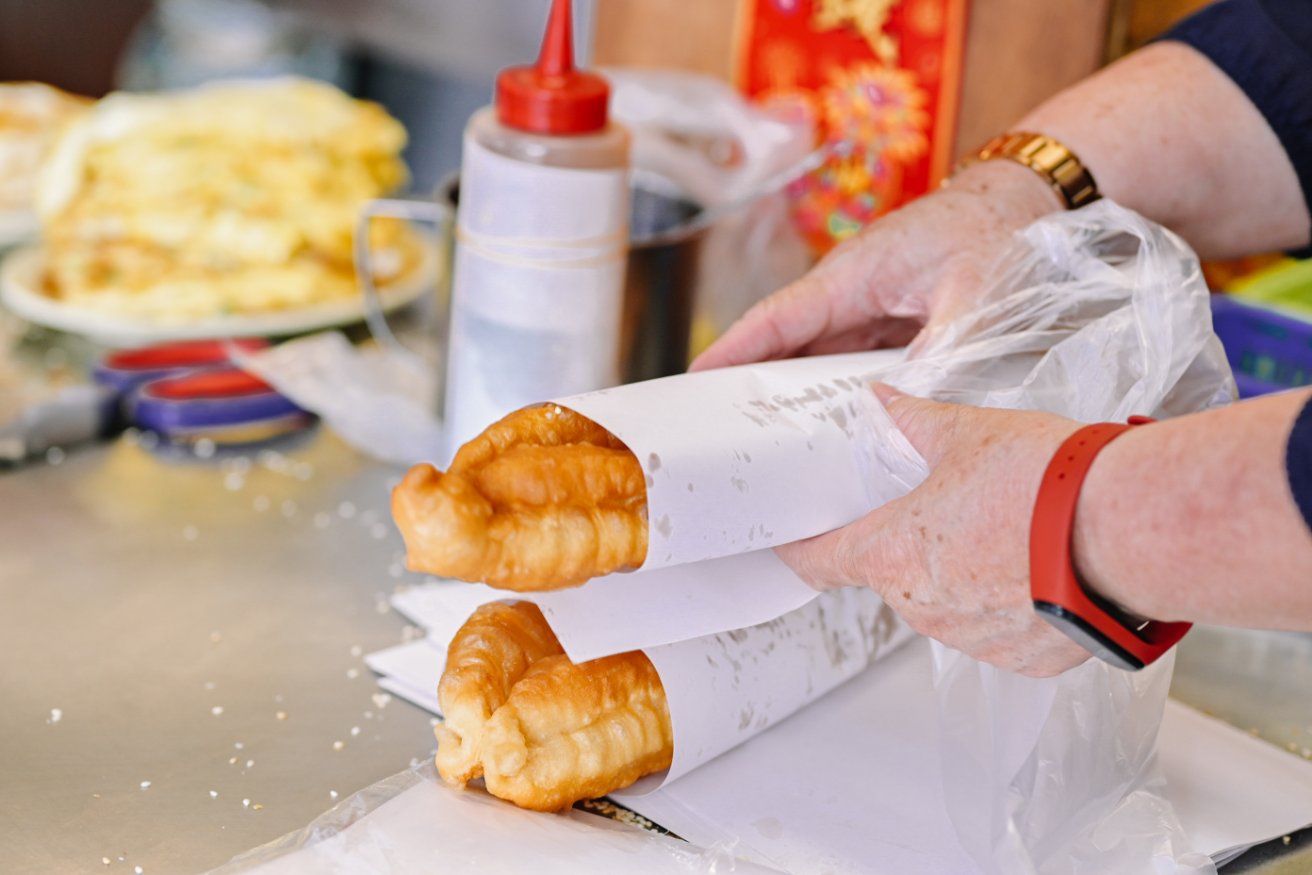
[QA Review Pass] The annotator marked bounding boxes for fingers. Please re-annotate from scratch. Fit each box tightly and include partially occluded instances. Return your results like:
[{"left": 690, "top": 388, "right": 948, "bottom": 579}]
[
  {"left": 689, "top": 271, "right": 843, "bottom": 371},
  {"left": 690, "top": 231, "right": 929, "bottom": 371},
  {"left": 774, "top": 390, "right": 970, "bottom": 594},
  {"left": 795, "top": 315, "right": 923, "bottom": 358},
  {"left": 776, "top": 500, "right": 920, "bottom": 596}
]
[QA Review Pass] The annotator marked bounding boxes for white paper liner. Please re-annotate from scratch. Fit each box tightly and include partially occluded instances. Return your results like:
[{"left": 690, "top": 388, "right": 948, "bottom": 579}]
[
  {"left": 553, "top": 348, "right": 916, "bottom": 571},
  {"left": 533, "top": 551, "right": 819, "bottom": 663},
  {"left": 382, "top": 580, "right": 913, "bottom": 791},
  {"left": 395, "top": 556, "right": 822, "bottom": 664},
  {"left": 640, "top": 587, "right": 914, "bottom": 787}
]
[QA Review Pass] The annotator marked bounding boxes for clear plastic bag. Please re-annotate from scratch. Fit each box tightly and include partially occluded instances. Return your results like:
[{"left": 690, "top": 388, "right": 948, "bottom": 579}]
[
  {"left": 876, "top": 200, "right": 1231, "bottom": 875},
  {"left": 885, "top": 200, "right": 1233, "bottom": 419},
  {"left": 603, "top": 67, "right": 819, "bottom": 357},
  {"left": 464, "top": 200, "right": 1234, "bottom": 873}
]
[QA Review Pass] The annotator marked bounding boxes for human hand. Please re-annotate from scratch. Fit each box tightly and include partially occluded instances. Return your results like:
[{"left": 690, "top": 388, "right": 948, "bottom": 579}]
[
  {"left": 689, "top": 161, "right": 1061, "bottom": 371},
  {"left": 777, "top": 386, "right": 1093, "bottom": 677}
]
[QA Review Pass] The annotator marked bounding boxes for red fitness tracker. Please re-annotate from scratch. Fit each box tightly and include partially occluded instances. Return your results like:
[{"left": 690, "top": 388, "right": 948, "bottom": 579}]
[{"left": 1030, "top": 417, "right": 1192, "bottom": 671}]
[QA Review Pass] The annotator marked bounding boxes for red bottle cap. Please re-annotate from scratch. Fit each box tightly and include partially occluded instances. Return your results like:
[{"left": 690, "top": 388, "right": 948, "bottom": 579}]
[{"left": 495, "top": 0, "right": 609, "bottom": 135}]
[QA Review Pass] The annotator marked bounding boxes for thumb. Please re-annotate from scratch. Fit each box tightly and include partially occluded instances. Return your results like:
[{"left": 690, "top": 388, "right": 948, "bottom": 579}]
[
  {"left": 871, "top": 383, "right": 963, "bottom": 467},
  {"left": 905, "top": 259, "right": 988, "bottom": 358},
  {"left": 688, "top": 271, "right": 832, "bottom": 372}
]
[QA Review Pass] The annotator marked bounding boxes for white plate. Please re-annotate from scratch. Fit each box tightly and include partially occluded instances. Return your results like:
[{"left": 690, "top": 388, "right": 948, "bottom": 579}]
[
  {"left": 0, "top": 210, "right": 39, "bottom": 251},
  {"left": 0, "top": 244, "right": 440, "bottom": 345}
]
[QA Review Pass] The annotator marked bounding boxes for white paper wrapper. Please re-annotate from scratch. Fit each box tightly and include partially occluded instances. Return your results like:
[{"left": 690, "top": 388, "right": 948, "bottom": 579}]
[
  {"left": 383, "top": 579, "right": 914, "bottom": 789},
  {"left": 392, "top": 551, "right": 820, "bottom": 664},
  {"left": 555, "top": 348, "right": 916, "bottom": 570},
  {"left": 641, "top": 587, "right": 914, "bottom": 787}
]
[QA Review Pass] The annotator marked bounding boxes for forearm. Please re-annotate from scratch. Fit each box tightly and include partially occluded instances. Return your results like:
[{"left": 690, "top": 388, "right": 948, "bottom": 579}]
[
  {"left": 1017, "top": 41, "right": 1310, "bottom": 258},
  {"left": 1074, "top": 389, "right": 1312, "bottom": 628}
]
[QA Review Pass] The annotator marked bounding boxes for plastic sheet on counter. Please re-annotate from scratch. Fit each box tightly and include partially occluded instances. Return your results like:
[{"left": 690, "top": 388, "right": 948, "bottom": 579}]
[
  {"left": 206, "top": 760, "right": 784, "bottom": 875},
  {"left": 223, "top": 639, "right": 1312, "bottom": 875}
]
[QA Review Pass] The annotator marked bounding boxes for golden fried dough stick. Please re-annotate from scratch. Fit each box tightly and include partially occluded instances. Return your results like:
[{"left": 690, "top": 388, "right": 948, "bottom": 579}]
[
  {"left": 480, "top": 652, "right": 673, "bottom": 812},
  {"left": 473, "top": 443, "right": 641, "bottom": 508},
  {"left": 392, "top": 405, "right": 649, "bottom": 590},
  {"left": 452, "top": 405, "right": 628, "bottom": 470},
  {"left": 436, "top": 601, "right": 565, "bottom": 785},
  {"left": 435, "top": 600, "right": 673, "bottom": 812}
]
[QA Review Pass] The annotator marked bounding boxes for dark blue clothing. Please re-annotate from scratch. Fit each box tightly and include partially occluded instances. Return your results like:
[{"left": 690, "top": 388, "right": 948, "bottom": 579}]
[
  {"left": 1289, "top": 395, "right": 1312, "bottom": 532},
  {"left": 1167, "top": 1, "right": 1312, "bottom": 531},
  {"left": 1164, "top": 0, "right": 1312, "bottom": 256}
]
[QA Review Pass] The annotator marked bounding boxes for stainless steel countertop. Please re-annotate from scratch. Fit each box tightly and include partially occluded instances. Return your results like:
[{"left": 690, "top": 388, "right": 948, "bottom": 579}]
[
  {"left": 0, "top": 429, "right": 439, "bottom": 874},
  {"left": 2, "top": 428, "right": 1310, "bottom": 873}
]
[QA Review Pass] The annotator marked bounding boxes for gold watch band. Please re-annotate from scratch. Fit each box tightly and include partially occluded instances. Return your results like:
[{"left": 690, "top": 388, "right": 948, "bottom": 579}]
[{"left": 957, "top": 132, "right": 1100, "bottom": 210}]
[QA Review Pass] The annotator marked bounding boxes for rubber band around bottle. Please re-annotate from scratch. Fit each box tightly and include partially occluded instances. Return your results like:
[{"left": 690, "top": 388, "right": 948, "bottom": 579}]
[{"left": 454, "top": 225, "right": 628, "bottom": 270}]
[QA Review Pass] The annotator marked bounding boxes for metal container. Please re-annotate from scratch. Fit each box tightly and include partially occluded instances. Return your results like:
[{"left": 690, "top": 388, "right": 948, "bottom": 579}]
[
  {"left": 431, "top": 169, "right": 704, "bottom": 384},
  {"left": 357, "top": 149, "right": 821, "bottom": 406}
]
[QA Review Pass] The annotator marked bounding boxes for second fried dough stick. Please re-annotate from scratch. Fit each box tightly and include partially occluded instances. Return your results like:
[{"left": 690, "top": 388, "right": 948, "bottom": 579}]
[
  {"left": 481, "top": 652, "right": 673, "bottom": 812},
  {"left": 436, "top": 601, "right": 564, "bottom": 785},
  {"left": 436, "top": 599, "right": 674, "bottom": 812}
]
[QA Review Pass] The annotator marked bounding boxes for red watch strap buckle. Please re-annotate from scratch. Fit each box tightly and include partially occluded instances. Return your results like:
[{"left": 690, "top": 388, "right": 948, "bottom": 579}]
[{"left": 1030, "top": 418, "right": 1191, "bottom": 671}]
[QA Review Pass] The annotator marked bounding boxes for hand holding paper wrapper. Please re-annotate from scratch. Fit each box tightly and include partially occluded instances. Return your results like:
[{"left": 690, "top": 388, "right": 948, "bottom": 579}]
[{"left": 395, "top": 202, "right": 1234, "bottom": 872}]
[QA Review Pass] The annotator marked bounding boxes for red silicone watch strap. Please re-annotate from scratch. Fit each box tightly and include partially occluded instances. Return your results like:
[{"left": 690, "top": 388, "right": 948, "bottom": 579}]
[{"left": 1030, "top": 417, "right": 1191, "bottom": 670}]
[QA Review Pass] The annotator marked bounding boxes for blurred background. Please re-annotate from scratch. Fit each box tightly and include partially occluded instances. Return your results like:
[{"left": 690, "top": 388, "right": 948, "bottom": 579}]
[
  {"left": 0, "top": 0, "right": 581, "bottom": 190},
  {"left": 5, "top": 0, "right": 1308, "bottom": 457},
  {"left": 0, "top": 0, "right": 1211, "bottom": 193},
  {"left": 2, "top": 0, "right": 1307, "bottom": 450}
]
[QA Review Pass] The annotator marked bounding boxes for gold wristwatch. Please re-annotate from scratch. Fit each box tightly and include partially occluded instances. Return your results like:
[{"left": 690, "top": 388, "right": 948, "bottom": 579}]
[{"left": 957, "top": 132, "right": 1100, "bottom": 210}]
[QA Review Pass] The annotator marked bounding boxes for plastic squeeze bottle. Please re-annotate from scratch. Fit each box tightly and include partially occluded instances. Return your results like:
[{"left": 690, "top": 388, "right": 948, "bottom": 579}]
[{"left": 441, "top": 0, "right": 630, "bottom": 462}]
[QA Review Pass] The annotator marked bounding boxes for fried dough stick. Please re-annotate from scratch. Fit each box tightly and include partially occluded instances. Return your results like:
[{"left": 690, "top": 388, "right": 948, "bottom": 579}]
[
  {"left": 435, "top": 600, "right": 673, "bottom": 812},
  {"left": 392, "top": 406, "right": 649, "bottom": 590},
  {"left": 435, "top": 601, "right": 565, "bottom": 785}
]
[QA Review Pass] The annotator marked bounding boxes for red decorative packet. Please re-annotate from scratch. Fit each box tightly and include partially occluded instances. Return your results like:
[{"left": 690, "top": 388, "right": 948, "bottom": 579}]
[{"left": 736, "top": 0, "right": 969, "bottom": 252}]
